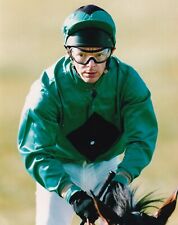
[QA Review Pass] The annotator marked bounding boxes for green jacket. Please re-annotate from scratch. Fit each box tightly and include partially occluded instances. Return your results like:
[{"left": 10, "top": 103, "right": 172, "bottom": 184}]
[{"left": 18, "top": 56, "right": 158, "bottom": 197}]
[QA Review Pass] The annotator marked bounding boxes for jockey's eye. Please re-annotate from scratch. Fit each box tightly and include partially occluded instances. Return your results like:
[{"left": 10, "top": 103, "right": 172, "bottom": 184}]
[{"left": 78, "top": 52, "right": 84, "bottom": 57}]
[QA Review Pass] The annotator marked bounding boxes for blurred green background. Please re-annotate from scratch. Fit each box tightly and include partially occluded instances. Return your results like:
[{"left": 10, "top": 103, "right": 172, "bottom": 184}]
[{"left": 0, "top": 0, "right": 178, "bottom": 224}]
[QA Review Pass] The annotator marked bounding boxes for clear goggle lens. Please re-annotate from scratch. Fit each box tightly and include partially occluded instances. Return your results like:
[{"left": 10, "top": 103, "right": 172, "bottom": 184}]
[{"left": 69, "top": 47, "right": 112, "bottom": 65}]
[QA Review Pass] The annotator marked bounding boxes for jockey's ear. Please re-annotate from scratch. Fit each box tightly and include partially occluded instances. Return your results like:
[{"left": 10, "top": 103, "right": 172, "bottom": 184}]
[{"left": 155, "top": 189, "right": 178, "bottom": 223}]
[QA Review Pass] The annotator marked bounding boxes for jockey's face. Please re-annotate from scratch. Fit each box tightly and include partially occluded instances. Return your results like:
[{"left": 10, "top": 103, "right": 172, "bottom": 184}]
[{"left": 68, "top": 47, "right": 111, "bottom": 83}]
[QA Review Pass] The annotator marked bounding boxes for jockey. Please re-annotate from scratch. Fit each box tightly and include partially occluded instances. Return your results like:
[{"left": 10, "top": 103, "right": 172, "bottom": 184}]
[{"left": 17, "top": 4, "right": 158, "bottom": 225}]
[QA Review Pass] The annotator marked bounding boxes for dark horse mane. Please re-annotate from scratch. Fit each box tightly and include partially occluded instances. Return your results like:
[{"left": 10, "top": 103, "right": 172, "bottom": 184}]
[
  {"left": 92, "top": 183, "right": 177, "bottom": 225},
  {"left": 105, "top": 184, "right": 162, "bottom": 216}
]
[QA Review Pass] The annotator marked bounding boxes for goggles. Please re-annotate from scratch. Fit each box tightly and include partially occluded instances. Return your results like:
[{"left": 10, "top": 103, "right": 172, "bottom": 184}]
[{"left": 68, "top": 47, "right": 112, "bottom": 65}]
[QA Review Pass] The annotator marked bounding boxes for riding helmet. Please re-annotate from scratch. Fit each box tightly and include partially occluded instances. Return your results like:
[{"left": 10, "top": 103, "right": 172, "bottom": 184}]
[{"left": 62, "top": 5, "right": 116, "bottom": 48}]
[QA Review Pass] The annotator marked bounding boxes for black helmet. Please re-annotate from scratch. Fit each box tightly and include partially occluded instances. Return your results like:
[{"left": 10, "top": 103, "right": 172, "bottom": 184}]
[{"left": 62, "top": 5, "right": 116, "bottom": 48}]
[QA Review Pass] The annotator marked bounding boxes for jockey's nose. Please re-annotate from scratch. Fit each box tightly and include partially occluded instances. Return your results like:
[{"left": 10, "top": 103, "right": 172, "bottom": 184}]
[{"left": 87, "top": 58, "right": 96, "bottom": 66}]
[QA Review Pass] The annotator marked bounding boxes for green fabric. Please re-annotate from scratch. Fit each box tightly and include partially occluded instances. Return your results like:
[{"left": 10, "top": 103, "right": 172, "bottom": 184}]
[
  {"left": 113, "top": 174, "right": 129, "bottom": 185},
  {"left": 18, "top": 56, "right": 158, "bottom": 197}
]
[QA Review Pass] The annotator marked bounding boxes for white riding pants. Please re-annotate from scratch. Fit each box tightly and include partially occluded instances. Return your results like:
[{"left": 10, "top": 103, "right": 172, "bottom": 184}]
[{"left": 36, "top": 156, "right": 120, "bottom": 225}]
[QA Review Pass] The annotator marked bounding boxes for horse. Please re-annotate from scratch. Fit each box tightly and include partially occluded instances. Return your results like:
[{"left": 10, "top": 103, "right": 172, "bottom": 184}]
[{"left": 91, "top": 183, "right": 178, "bottom": 225}]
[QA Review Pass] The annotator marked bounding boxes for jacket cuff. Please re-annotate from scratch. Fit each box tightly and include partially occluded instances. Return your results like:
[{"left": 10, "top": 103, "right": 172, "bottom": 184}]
[
  {"left": 113, "top": 170, "right": 132, "bottom": 185},
  {"left": 61, "top": 184, "right": 81, "bottom": 203}
]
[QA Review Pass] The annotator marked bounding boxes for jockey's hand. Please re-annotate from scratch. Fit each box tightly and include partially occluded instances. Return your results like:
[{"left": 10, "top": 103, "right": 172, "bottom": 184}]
[
  {"left": 103, "top": 181, "right": 124, "bottom": 206},
  {"left": 103, "top": 181, "right": 129, "bottom": 208},
  {"left": 69, "top": 190, "right": 98, "bottom": 223},
  {"left": 103, "top": 171, "right": 132, "bottom": 205}
]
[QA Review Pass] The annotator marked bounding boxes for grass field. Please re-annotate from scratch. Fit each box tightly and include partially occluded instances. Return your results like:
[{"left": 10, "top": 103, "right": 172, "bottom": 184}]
[{"left": 0, "top": 0, "right": 178, "bottom": 224}]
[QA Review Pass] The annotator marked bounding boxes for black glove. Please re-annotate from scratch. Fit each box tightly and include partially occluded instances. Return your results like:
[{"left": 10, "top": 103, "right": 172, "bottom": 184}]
[
  {"left": 103, "top": 171, "right": 131, "bottom": 207},
  {"left": 69, "top": 191, "right": 98, "bottom": 223},
  {"left": 103, "top": 181, "right": 125, "bottom": 208}
]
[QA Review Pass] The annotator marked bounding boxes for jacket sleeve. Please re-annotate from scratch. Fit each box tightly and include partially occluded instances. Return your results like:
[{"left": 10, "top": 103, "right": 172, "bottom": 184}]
[
  {"left": 115, "top": 65, "right": 158, "bottom": 183},
  {"left": 17, "top": 73, "right": 81, "bottom": 199}
]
